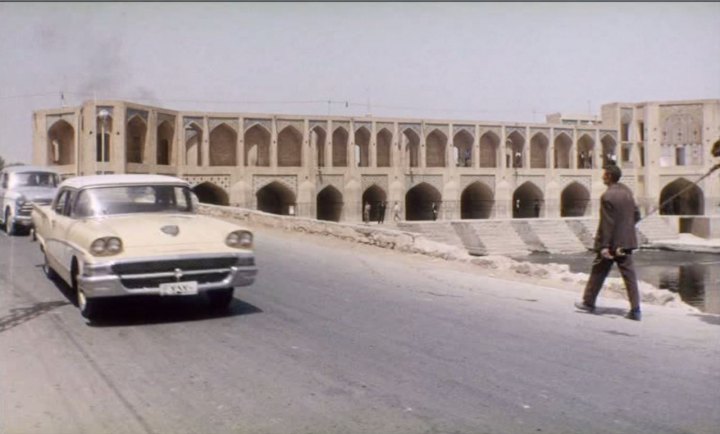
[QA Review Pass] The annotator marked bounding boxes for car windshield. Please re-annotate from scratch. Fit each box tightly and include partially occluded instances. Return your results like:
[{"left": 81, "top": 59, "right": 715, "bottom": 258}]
[
  {"left": 73, "top": 184, "right": 195, "bottom": 217},
  {"left": 9, "top": 172, "right": 59, "bottom": 188}
]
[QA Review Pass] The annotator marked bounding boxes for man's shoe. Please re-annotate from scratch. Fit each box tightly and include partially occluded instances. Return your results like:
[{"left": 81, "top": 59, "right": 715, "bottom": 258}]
[
  {"left": 625, "top": 310, "right": 642, "bottom": 321},
  {"left": 574, "top": 301, "right": 595, "bottom": 313}
]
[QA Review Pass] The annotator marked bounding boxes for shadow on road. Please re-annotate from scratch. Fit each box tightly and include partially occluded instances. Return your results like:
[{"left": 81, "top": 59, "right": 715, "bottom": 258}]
[
  {"left": 0, "top": 300, "right": 70, "bottom": 333},
  {"left": 36, "top": 264, "right": 263, "bottom": 327},
  {"left": 87, "top": 297, "right": 263, "bottom": 327},
  {"left": 690, "top": 313, "right": 720, "bottom": 326}
]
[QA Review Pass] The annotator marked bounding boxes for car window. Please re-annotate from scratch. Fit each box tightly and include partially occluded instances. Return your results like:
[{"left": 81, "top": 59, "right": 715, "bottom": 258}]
[
  {"left": 9, "top": 172, "right": 59, "bottom": 188},
  {"left": 74, "top": 185, "right": 194, "bottom": 217},
  {"left": 53, "top": 190, "right": 70, "bottom": 215}
]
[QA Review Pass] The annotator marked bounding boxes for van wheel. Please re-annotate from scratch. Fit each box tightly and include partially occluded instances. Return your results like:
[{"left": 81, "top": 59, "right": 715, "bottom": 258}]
[{"left": 207, "top": 288, "right": 234, "bottom": 310}]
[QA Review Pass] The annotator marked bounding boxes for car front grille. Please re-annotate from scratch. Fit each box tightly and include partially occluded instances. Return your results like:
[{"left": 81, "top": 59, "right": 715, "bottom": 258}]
[
  {"left": 19, "top": 199, "right": 52, "bottom": 216},
  {"left": 121, "top": 271, "right": 230, "bottom": 289},
  {"left": 111, "top": 257, "right": 252, "bottom": 275}
]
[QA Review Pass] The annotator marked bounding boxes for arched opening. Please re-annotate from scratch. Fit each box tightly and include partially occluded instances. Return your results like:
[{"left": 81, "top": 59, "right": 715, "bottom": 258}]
[
  {"left": 126, "top": 116, "right": 147, "bottom": 164},
  {"left": 361, "top": 185, "right": 387, "bottom": 222},
  {"left": 185, "top": 124, "right": 202, "bottom": 166},
  {"left": 577, "top": 134, "right": 595, "bottom": 169},
  {"left": 453, "top": 130, "right": 473, "bottom": 167},
  {"left": 192, "top": 182, "right": 228, "bottom": 206},
  {"left": 47, "top": 120, "right": 75, "bottom": 165},
  {"left": 601, "top": 134, "right": 617, "bottom": 166},
  {"left": 507, "top": 131, "right": 525, "bottom": 168},
  {"left": 96, "top": 115, "right": 113, "bottom": 163},
  {"left": 256, "top": 182, "right": 296, "bottom": 216},
  {"left": 530, "top": 133, "right": 549, "bottom": 168},
  {"left": 244, "top": 124, "right": 271, "bottom": 167},
  {"left": 479, "top": 131, "right": 499, "bottom": 168},
  {"left": 376, "top": 128, "right": 392, "bottom": 167},
  {"left": 461, "top": 182, "right": 493, "bottom": 219},
  {"left": 426, "top": 129, "right": 447, "bottom": 167},
  {"left": 278, "top": 126, "right": 302, "bottom": 167},
  {"left": 403, "top": 128, "right": 420, "bottom": 168},
  {"left": 311, "top": 126, "right": 326, "bottom": 167},
  {"left": 561, "top": 182, "right": 590, "bottom": 217},
  {"left": 405, "top": 182, "right": 442, "bottom": 221},
  {"left": 513, "top": 182, "right": 543, "bottom": 218},
  {"left": 316, "top": 185, "right": 343, "bottom": 222},
  {"left": 209, "top": 123, "right": 237, "bottom": 166},
  {"left": 355, "top": 127, "right": 370, "bottom": 167},
  {"left": 554, "top": 133, "right": 572, "bottom": 169},
  {"left": 332, "top": 127, "right": 348, "bottom": 167},
  {"left": 660, "top": 178, "right": 704, "bottom": 215},
  {"left": 157, "top": 121, "right": 174, "bottom": 165}
]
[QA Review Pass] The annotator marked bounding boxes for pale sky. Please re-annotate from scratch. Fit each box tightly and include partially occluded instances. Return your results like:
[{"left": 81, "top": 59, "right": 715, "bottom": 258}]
[{"left": 1, "top": 2, "right": 718, "bottom": 164}]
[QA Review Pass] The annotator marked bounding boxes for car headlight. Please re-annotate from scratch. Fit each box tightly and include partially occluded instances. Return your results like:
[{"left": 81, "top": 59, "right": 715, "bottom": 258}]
[
  {"left": 15, "top": 195, "right": 26, "bottom": 207},
  {"left": 225, "top": 230, "right": 253, "bottom": 249},
  {"left": 90, "top": 237, "right": 123, "bottom": 256}
]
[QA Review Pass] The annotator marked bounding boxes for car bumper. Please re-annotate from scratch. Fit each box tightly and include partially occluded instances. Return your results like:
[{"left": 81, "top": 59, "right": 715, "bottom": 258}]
[{"left": 78, "top": 253, "right": 258, "bottom": 299}]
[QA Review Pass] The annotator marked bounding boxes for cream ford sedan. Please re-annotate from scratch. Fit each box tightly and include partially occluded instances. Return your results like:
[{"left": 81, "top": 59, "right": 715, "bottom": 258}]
[{"left": 32, "top": 174, "right": 257, "bottom": 320}]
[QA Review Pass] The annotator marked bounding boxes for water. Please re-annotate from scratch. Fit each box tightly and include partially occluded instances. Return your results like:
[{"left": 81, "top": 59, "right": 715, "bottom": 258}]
[{"left": 519, "top": 250, "right": 720, "bottom": 314}]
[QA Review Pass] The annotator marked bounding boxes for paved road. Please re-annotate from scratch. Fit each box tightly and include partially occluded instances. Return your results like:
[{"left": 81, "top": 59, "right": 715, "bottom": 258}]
[{"left": 1, "top": 226, "right": 719, "bottom": 434}]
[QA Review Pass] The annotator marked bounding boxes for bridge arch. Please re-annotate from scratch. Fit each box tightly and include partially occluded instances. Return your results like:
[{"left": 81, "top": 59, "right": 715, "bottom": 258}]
[
  {"left": 47, "top": 119, "right": 75, "bottom": 165},
  {"left": 561, "top": 182, "right": 590, "bottom": 217},
  {"left": 362, "top": 184, "right": 387, "bottom": 222},
  {"left": 278, "top": 125, "right": 302, "bottom": 167},
  {"left": 317, "top": 185, "right": 343, "bottom": 222},
  {"left": 209, "top": 123, "right": 237, "bottom": 166},
  {"left": 513, "top": 181, "right": 543, "bottom": 218},
  {"left": 193, "top": 182, "right": 229, "bottom": 206},
  {"left": 256, "top": 181, "right": 297, "bottom": 216},
  {"left": 405, "top": 182, "right": 442, "bottom": 221},
  {"left": 244, "top": 124, "right": 271, "bottom": 167},
  {"left": 660, "top": 178, "right": 704, "bottom": 215},
  {"left": 461, "top": 182, "right": 493, "bottom": 219}
]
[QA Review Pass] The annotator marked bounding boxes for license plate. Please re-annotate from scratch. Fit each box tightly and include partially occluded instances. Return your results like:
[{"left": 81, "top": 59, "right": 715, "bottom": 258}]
[{"left": 159, "top": 281, "right": 198, "bottom": 296}]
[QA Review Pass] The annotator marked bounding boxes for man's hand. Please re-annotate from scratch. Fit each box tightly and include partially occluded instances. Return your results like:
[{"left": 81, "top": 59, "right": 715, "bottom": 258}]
[{"left": 601, "top": 248, "right": 613, "bottom": 260}]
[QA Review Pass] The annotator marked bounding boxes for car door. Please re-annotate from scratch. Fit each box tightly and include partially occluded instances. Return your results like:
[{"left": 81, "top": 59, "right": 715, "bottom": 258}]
[{"left": 45, "top": 189, "right": 75, "bottom": 281}]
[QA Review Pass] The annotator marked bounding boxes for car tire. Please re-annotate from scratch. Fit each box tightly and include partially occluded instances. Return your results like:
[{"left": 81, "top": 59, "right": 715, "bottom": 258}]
[
  {"left": 5, "top": 208, "right": 16, "bottom": 236},
  {"left": 207, "top": 288, "right": 234, "bottom": 310},
  {"left": 73, "top": 263, "right": 99, "bottom": 321},
  {"left": 42, "top": 250, "right": 58, "bottom": 280}
]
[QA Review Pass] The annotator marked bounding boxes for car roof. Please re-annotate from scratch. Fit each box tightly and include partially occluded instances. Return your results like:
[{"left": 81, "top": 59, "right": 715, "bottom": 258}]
[
  {"left": 1, "top": 165, "right": 60, "bottom": 174},
  {"left": 60, "top": 174, "right": 190, "bottom": 189}
]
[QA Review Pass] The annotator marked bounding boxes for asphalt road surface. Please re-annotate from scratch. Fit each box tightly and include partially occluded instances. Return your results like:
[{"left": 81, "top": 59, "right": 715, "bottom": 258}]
[{"left": 1, "top": 225, "right": 719, "bottom": 434}]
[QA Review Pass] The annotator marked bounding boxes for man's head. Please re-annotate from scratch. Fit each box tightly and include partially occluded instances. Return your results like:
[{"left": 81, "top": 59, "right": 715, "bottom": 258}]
[
  {"left": 603, "top": 164, "right": 622, "bottom": 186},
  {"left": 712, "top": 138, "right": 720, "bottom": 158}
]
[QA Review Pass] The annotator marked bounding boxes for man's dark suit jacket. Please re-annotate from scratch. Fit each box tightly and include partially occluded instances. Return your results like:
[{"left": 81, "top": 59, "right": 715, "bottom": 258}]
[{"left": 594, "top": 182, "right": 639, "bottom": 252}]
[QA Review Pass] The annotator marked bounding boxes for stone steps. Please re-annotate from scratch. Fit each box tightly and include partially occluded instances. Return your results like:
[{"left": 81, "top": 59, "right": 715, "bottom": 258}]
[
  {"left": 637, "top": 215, "right": 679, "bottom": 244},
  {"left": 565, "top": 218, "right": 598, "bottom": 249},
  {"left": 462, "top": 221, "right": 531, "bottom": 256},
  {"left": 396, "top": 222, "right": 466, "bottom": 249},
  {"left": 524, "top": 220, "right": 588, "bottom": 254}
]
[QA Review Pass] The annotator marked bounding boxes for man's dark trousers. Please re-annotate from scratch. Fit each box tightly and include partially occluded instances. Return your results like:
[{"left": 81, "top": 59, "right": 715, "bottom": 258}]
[{"left": 583, "top": 252, "right": 640, "bottom": 310}]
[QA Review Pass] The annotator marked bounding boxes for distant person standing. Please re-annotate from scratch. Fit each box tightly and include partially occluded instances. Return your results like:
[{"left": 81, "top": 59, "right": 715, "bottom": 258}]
[
  {"left": 363, "top": 202, "right": 370, "bottom": 224},
  {"left": 431, "top": 202, "right": 438, "bottom": 221},
  {"left": 575, "top": 164, "right": 642, "bottom": 321},
  {"left": 392, "top": 201, "right": 401, "bottom": 222},
  {"left": 378, "top": 201, "right": 386, "bottom": 224}
]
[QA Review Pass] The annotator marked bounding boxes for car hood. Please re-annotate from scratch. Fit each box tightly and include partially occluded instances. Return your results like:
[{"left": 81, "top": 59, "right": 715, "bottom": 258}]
[
  {"left": 14, "top": 186, "right": 57, "bottom": 202},
  {"left": 80, "top": 214, "right": 244, "bottom": 252}
]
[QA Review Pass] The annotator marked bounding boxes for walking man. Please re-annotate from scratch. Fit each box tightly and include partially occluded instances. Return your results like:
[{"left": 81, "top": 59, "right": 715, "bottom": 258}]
[
  {"left": 576, "top": 163, "right": 642, "bottom": 321},
  {"left": 363, "top": 202, "right": 370, "bottom": 224},
  {"left": 392, "top": 201, "right": 401, "bottom": 222},
  {"left": 378, "top": 201, "right": 386, "bottom": 224}
]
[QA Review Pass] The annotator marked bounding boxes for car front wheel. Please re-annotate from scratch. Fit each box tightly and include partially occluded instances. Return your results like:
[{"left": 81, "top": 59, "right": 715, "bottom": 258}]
[
  {"left": 4, "top": 208, "right": 16, "bottom": 235},
  {"left": 207, "top": 288, "right": 234, "bottom": 310},
  {"left": 73, "top": 263, "right": 99, "bottom": 321}
]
